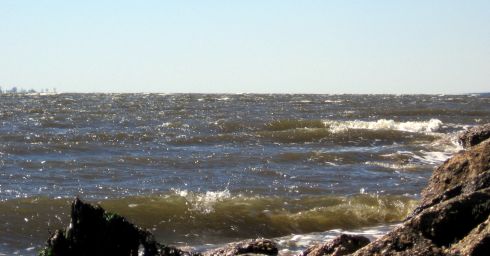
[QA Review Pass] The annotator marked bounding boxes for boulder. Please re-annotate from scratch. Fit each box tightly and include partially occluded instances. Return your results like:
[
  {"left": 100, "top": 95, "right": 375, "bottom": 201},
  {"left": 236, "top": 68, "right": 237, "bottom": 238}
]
[
  {"left": 39, "top": 198, "right": 278, "bottom": 256},
  {"left": 352, "top": 188, "right": 490, "bottom": 256},
  {"left": 459, "top": 123, "right": 490, "bottom": 148},
  {"left": 351, "top": 139, "right": 490, "bottom": 256},
  {"left": 417, "top": 139, "right": 490, "bottom": 213},
  {"left": 39, "top": 197, "right": 194, "bottom": 256},
  {"left": 202, "top": 239, "right": 278, "bottom": 256},
  {"left": 300, "top": 234, "right": 370, "bottom": 256}
]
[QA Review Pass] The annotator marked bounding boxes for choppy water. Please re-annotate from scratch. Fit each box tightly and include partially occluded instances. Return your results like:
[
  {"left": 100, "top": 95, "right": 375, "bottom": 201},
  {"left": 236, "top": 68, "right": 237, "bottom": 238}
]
[{"left": 1, "top": 93, "right": 489, "bottom": 255}]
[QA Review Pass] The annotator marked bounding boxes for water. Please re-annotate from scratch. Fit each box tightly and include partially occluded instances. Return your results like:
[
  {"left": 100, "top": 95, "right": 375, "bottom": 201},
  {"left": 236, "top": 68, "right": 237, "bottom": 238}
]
[{"left": 1, "top": 93, "right": 489, "bottom": 255}]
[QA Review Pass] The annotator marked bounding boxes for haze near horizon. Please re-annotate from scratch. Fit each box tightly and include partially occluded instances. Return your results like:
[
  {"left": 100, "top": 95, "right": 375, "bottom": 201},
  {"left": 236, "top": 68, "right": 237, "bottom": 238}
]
[{"left": 0, "top": 1, "right": 489, "bottom": 94}]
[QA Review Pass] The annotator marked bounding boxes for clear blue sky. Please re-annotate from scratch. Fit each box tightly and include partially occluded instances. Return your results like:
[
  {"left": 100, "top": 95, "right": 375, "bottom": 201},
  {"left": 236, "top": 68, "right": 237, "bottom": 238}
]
[{"left": 1, "top": 1, "right": 489, "bottom": 94}]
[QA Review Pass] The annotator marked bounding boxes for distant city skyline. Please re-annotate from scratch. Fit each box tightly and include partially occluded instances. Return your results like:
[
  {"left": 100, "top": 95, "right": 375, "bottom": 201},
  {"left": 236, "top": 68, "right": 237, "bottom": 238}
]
[{"left": 1, "top": 1, "right": 489, "bottom": 94}]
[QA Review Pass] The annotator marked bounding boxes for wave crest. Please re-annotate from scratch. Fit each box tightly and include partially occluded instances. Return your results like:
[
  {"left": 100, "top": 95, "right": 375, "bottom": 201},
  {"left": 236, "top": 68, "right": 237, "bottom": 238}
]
[
  {"left": 0, "top": 193, "right": 418, "bottom": 251},
  {"left": 325, "top": 119, "right": 443, "bottom": 133}
]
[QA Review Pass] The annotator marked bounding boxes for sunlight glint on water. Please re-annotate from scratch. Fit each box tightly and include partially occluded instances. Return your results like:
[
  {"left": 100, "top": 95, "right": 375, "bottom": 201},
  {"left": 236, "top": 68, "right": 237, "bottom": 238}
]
[{"left": 0, "top": 93, "right": 489, "bottom": 254}]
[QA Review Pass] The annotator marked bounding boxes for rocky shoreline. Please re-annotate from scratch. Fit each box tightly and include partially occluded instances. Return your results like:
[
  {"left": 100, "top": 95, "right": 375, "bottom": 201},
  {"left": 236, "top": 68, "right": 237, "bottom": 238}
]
[{"left": 40, "top": 124, "right": 490, "bottom": 256}]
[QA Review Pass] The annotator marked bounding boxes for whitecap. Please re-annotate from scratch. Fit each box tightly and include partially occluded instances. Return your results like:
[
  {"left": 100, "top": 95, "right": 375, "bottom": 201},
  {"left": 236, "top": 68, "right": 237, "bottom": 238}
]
[
  {"left": 412, "top": 151, "right": 454, "bottom": 165},
  {"left": 324, "top": 119, "right": 443, "bottom": 133}
]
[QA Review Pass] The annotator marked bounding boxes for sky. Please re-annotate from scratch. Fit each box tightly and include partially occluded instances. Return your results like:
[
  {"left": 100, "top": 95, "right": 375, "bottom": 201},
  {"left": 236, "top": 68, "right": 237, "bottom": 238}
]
[{"left": 0, "top": 1, "right": 489, "bottom": 94}]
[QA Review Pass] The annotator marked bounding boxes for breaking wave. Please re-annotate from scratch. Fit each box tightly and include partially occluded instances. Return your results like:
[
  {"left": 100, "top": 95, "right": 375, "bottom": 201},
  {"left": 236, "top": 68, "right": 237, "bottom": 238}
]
[
  {"left": 0, "top": 193, "right": 418, "bottom": 250},
  {"left": 324, "top": 119, "right": 443, "bottom": 133}
]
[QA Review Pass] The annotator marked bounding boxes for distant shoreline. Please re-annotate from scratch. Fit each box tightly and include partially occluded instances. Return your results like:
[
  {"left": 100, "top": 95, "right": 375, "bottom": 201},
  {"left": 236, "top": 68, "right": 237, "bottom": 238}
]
[{"left": 2, "top": 91, "right": 489, "bottom": 96}]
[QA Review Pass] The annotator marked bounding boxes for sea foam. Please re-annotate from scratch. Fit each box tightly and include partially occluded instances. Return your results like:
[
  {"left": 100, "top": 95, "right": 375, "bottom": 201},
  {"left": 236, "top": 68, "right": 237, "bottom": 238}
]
[{"left": 325, "top": 119, "right": 443, "bottom": 133}]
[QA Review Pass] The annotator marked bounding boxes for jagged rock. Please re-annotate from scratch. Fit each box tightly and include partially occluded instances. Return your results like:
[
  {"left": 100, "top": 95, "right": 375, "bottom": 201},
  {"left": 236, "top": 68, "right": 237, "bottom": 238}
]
[
  {"left": 40, "top": 198, "right": 276, "bottom": 256},
  {"left": 352, "top": 189, "right": 490, "bottom": 256},
  {"left": 419, "top": 140, "right": 490, "bottom": 210},
  {"left": 459, "top": 123, "right": 490, "bottom": 148},
  {"left": 202, "top": 239, "right": 278, "bottom": 256},
  {"left": 300, "top": 234, "right": 370, "bottom": 256},
  {"left": 39, "top": 198, "right": 194, "bottom": 256},
  {"left": 448, "top": 215, "right": 490, "bottom": 255},
  {"left": 351, "top": 138, "right": 490, "bottom": 256}
]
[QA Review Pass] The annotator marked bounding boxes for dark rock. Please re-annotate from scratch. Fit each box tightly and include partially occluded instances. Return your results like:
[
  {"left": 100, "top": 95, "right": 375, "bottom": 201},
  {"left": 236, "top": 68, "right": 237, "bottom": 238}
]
[
  {"left": 39, "top": 230, "right": 69, "bottom": 256},
  {"left": 40, "top": 198, "right": 274, "bottom": 256},
  {"left": 202, "top": 239, "right": 278, "bottom": 256},
  {"left": 448, "top": 215, "right": 490, "bottom": 255},
  {"left": 300, "top": 234, "right": 370, "bottom": 256},
  {"left": 39, "top": 197, "right": 195, "bottom": 256},
  {"left": 459, "top": 123, "right": 490, "bottom": 148}
]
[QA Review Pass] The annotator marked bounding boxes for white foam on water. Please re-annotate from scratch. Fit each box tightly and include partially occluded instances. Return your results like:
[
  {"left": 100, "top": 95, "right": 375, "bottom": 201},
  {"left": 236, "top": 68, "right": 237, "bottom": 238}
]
[
  {"left": 323, "top": 100, "right": 343, "bottom": 103},
  {"left": 323, "top": 119, "right": 466, "bottom": 167},
  {"left": 412, "top": 151, "right": 455, "bottom": 165},
  {"left": 187, "top": 224, "right": 399, "bottom": 255},
  {"left": 417, "top": 131, "right": 463, "bottom": 164},
  {"left": 325, "top": 119, "right": 443, "bottom": 133},
  {"left": 274, "top": 224, "right": 399, "bottom": 255},
  {"left": 364, "top": 161, "right": 420, "bottom": 170},
  {"left": 380, "top": 138, "right": 461, "bottom": 167},
  {"left": 172, "top": 189, "right": 232, "bottom": 214}
]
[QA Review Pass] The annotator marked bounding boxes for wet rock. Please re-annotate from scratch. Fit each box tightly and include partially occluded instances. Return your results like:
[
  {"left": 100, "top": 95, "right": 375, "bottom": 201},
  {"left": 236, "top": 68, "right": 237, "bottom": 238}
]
[
  {"left": 39, "top": 197, "right": 194, "bottom": 256},
  {"left": 300, "top": 234, "right": 370, "bottom": 256},
  {"left": 459, "top": 123, "right": 490, "bottom": 148},
  {"left": 202, "top": 239, "right": 278, "bottom": 256}
]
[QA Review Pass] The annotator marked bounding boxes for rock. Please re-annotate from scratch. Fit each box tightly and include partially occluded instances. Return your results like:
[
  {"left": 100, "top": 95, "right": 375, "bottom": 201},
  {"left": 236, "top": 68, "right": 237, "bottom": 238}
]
[
  {"left": 352, "top": 189, "right": 490, "bottom": 255},
  {"left": 418, "top": 140, "right": 490, "bottom": 211},
  {"left": 202, "top": 239, "right": 278, "bottom": 256},
  {"left": 39, "top": 197, "right": 194, "bottom": 256},
  {"left": 448, "top": 215, "right": 490, "bottom": 255},
  {"left": 40, "top": 198, "right": 276, "bottom": 256},
  {"left": 300, "top": 234, "right": 370, "bottom": 256},
  {"left": 459, "top": 123, "right": 490, "bottom": 148},
  {"left": 351, "top": 139, "right": 490, "bottom": 256}
]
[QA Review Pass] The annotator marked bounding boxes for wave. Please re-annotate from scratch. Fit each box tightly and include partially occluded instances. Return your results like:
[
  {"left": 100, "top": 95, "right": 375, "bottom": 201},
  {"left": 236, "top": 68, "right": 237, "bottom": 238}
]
[
  {"left": 373, "top": 108, "right": 490, "bottom": 117},
  {"left": 324, "top": 119, "right": 443, "bottom": 133},
  {"left": 264, "top": 120, "right": 326, "bottom": 131},
  {"left": 274, "top": 224, "right": 399, "bottom": 255},
  {"left": 224, "top": 118, "right": 446, "bottom": 134},
  {"left": 272, "top": 151, "right": 385, "bottom": 166},
  {"left": 255, "top": 128, "right": 436, "bottom": 145},
  {"left": 4, "top": 118, "right": 449, "bottom": 148},
  {"left": 262, "top": 118, "right": 444, "bottom": 134},
  {"left": 171, "top": 128, "right": 438, "bottom": 146},
  {"left": 0, "top": 193, "right": 418, "bottom": 251}
]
